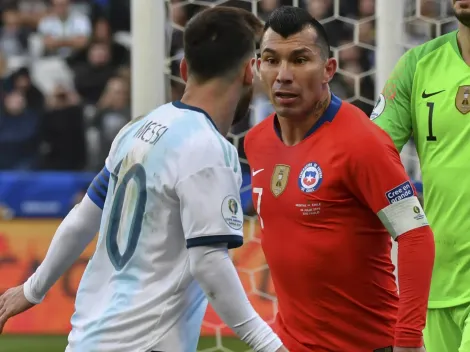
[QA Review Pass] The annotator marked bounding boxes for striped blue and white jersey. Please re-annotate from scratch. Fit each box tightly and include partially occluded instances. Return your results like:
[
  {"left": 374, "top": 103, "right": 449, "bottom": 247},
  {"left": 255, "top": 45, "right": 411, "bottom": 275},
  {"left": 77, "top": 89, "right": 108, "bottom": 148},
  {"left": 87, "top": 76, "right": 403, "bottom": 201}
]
[{"left": 66, "top": 101, "right": 244, "bottom": 352}]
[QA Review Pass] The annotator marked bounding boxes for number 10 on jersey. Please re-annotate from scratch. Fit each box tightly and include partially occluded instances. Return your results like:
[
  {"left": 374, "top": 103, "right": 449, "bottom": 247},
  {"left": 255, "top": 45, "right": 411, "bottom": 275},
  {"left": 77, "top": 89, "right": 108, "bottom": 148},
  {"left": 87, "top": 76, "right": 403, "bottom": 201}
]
[{"left": 253, "top": 187, "right": 264, "bottom": 229}]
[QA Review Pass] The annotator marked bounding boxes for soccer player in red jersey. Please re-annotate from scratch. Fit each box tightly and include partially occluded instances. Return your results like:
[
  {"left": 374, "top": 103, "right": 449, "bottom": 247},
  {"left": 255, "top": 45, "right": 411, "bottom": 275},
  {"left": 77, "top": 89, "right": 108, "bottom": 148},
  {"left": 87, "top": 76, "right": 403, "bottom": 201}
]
[{"left": 244, "top": 7, "right": 435, "bottom": 352}]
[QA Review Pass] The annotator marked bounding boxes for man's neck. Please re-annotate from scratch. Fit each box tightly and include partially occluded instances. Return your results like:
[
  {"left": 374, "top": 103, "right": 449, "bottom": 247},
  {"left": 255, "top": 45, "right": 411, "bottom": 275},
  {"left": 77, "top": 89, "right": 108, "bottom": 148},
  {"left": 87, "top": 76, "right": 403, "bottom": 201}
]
[
  {"left": 277, "top": 90, "right": 331, "bottom": 147},
  {"left": 180, "top": 80, "right": 239, "bottom": 136},
  {"left": 457, "top": 23, "right": 470, "bottom": 65}
]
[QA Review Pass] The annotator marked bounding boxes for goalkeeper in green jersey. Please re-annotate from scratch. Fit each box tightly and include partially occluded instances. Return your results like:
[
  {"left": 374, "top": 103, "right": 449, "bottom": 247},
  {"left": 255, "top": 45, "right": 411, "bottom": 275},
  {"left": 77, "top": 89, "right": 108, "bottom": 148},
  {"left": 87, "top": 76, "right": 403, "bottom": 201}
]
[{"left": 372, "top": 1, "right": 470, "bottom": 351}]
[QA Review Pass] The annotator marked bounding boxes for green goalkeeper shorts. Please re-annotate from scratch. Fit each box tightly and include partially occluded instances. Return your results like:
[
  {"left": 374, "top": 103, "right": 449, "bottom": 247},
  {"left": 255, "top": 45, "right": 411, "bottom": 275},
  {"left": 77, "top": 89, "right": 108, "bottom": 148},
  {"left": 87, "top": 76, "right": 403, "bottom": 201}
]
[{"left": 424, "top": 304, "right": 470, "bottom": 352}]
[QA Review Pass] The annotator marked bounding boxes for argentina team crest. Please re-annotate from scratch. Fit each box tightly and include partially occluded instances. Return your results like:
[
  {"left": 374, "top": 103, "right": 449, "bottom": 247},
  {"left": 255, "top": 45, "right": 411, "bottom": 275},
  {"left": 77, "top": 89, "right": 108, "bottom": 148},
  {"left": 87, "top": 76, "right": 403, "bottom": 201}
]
[
  {"left": 456, "top": 86, "right": 470, "bottom": 114},
  {"left": 271, "top": 164, "right": 291, "bottom": 197},
  {"left": 298, "top": 162, "right": 323, "bottom": 193}
]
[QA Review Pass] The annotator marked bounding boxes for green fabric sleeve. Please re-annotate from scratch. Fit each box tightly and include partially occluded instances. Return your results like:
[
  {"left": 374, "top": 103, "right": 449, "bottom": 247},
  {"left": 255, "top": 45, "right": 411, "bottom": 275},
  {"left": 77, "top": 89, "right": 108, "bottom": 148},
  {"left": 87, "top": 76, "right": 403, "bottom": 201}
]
[{"left": 372, "top": 49, "right": 417, "bottom": 152}]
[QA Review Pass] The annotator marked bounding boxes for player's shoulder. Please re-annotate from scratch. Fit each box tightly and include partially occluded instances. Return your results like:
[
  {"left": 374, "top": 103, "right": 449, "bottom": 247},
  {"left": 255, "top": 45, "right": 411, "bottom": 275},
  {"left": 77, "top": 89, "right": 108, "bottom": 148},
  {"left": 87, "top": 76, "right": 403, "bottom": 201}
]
[
  {"left": 169, "top": 102, "right": 239, "bottom": 172},
  {"left": 388, "top": 31, "right": 457, "bottom": 81},
  {"left": 337, "top": 101, "right": 397, "bottom": 153},
  {"left": 245, "top": 113, "right": 275, "bottom": 149},
  {"left": 408, "top": 30, "right": 457, "bottom": 63}
]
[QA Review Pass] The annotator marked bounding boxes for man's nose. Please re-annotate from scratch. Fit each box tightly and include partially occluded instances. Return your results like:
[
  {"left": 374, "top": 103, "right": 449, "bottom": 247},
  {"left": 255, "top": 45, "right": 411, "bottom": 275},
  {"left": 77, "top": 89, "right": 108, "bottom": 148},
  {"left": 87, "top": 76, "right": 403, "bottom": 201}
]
[{"left": 276, "top": 62, "right": 293, "bottom": 84}]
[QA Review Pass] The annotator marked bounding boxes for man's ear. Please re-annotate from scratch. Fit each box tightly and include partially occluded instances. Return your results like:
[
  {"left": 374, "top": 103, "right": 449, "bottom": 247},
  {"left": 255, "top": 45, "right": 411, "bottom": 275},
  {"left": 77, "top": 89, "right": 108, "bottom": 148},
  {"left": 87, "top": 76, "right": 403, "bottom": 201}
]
[
  {"left": 243, "top": 59, "right": 254, "bottom": 86},
  {"left": 324, "top": 57, "right": 337, "bottom": 84},
  {"left": 180, "top": 57, "right": 188, "bottom": 82}
]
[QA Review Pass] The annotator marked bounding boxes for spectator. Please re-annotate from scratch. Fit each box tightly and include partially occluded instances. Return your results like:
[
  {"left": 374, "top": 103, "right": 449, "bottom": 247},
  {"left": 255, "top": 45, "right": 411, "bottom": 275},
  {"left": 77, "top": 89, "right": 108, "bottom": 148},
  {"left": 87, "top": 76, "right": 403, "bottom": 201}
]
[
  {"left": 358, "top": 0, "right": 375, "bottom": 18},
  {"left": 16, "top": 0, "right": 49, "bottom": 31},
  {"left": 258, "top": 0, "right": 281, "bottom": 21},
  {"left": 73, "top": 41, "right": 116, "bottom": 105},
  {"left": 38, "top": 0, "right": 91, "bottom": 58},
  {"left": 91, "top": 0, "right": 130, "bottom": 33},
  {"left": 68, "top": 17, "right": 129, "bottom": 67},
  {"left": 0, "top": 91, "right": 41, "bottom": 170},
  {"left": 41, "top": 83, "right": 86, "bottom": 170},
  {"left": 0, "top": 6, "right": 29, "bottom": 57},
  {"left": 92, "top": 17, "right": 129, "bottom": 65},
  {"left": 305, "top": 0, "right": 351, "bottom": 47},
  {"left": 0, "top": 51, "right": 7, "bottom": 97},
  {"left": 91, "top": 76, "right": 130, "bottom": 168},
  {"left": 6, "top": 67, "right": 44, "bottom": 113}
]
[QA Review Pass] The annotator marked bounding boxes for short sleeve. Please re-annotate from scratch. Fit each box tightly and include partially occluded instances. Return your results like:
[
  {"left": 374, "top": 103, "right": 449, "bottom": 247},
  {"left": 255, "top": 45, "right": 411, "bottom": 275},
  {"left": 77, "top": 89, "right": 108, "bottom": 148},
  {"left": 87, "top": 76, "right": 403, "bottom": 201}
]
[
  {"left": 37, "top": 18, "right": 52, "bottom": 35},
  {"left": 372, "top": 50, "right": 416, "bottom": 152},
  {"left": 344, "top": 129, "right": 428, "bottom": 239},
  {"left": 73, "top": 16, "right": 91, "bottom": 37},
  {"left": 87, "top": 166, "right": 110, "bottom": 209},
  {"left": 176, "top": 166, "right": 244, "bottom": 249}
]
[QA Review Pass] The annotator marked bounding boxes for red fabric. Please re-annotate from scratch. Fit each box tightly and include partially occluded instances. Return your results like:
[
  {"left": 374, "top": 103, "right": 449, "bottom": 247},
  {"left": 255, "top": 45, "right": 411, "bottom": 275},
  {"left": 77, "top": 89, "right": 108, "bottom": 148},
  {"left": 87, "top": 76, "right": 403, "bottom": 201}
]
[
  {"left": 394, "top": 227, "right": 434, "bottom": 347},
  {"left": 244, "top": 100, "right": 431, "bottom": 351}
]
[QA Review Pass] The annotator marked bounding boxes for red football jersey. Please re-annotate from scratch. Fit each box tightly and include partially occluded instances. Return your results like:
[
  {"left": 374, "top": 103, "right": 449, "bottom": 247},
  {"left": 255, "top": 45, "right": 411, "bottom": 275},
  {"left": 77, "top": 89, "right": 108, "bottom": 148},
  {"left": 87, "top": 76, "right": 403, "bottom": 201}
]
[{"left": 245, "top": 95, "right": 416, "bottom": 352}]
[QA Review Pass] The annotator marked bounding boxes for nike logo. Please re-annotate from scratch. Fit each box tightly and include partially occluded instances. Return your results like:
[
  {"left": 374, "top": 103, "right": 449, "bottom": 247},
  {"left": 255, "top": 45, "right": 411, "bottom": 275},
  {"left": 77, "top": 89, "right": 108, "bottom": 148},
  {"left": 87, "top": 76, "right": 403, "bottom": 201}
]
[
  {"left": 252, "top": 168, "right": 264, "bottom": 177},
  {"left": 422, "top": 89, "right": 445, "bottom": 99}
]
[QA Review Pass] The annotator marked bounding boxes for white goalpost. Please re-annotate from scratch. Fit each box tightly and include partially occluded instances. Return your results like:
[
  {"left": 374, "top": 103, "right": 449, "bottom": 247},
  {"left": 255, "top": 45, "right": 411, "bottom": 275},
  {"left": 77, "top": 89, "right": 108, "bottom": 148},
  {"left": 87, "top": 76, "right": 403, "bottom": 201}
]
[
  {"left": 375, "top": 0, "right": 405, "bottom": 97},
  {"left": 376, "top": 0, "right": 406, "bottom": 277},
  {"left": 131, "top": 0, "right": 167, "bottom": 118}
]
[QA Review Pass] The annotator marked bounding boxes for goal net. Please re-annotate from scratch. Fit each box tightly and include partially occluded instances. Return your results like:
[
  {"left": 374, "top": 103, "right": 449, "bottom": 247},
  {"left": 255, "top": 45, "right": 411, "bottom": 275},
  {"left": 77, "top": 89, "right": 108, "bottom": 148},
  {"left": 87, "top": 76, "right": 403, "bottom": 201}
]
[{"left": 163, "top": 0, "right": 458, "bottom": 350}]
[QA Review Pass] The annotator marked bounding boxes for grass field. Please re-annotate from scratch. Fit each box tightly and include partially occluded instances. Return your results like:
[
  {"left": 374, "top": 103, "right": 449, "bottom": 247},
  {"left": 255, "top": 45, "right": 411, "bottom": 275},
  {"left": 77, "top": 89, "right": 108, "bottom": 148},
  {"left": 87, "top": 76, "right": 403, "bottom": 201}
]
[{"left": 0, "top": 335, "right": 251, "bottom": 352}]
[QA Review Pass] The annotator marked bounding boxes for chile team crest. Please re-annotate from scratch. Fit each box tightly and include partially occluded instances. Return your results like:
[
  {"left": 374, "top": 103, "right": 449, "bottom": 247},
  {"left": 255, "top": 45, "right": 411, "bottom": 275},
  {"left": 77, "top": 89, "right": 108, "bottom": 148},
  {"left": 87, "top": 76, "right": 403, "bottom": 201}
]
[{"left": 298, "top": 162, "right": 323, "bottom": 193}]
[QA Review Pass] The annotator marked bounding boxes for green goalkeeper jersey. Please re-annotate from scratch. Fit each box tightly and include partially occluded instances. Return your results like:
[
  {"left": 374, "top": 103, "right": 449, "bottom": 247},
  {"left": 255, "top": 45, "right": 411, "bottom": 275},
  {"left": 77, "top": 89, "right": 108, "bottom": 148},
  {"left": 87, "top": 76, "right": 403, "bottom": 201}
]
[{"left": 373, "top": 30, "right": 470, "bottom": 309}]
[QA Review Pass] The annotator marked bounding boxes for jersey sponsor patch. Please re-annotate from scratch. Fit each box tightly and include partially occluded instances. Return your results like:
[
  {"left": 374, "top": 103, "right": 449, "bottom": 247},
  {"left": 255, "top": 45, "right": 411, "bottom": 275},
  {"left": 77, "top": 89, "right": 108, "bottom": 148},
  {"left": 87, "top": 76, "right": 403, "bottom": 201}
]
[
  {"left": 370, "top": 93, "right": 385, "bottom": 120},
  {"left": 298, "top": 162, "right": 323, "bottom": 193},
  {"left": 377, "top": 196, "right": 429, "bottom": 239},
  {"left": 221, "top": 196, "right": 243, "bottom": 230},
  {"left": 385, "top": 181, "right": 414, "bottom": 204}
]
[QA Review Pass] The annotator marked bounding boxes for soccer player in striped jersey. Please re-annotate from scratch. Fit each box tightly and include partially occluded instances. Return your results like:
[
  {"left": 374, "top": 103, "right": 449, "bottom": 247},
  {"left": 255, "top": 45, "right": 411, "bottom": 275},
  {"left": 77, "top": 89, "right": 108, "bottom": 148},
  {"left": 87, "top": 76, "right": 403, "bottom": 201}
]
[
  {"left": 372, "top": 1, "right": 470, "bottom": 351},
  {"left": 0, "top": 7, "right": 287, "bottom": 352}
]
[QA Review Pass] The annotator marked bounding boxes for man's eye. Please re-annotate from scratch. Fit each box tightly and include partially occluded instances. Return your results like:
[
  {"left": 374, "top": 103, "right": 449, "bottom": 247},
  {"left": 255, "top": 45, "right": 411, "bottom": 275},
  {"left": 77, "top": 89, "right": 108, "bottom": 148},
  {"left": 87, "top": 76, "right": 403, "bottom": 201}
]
[
  {"left": 296, "top": 57, "right": 308, "bottom": 64},
  {"left": 265, "top": 58, "right": 277, "bottom": 64}
]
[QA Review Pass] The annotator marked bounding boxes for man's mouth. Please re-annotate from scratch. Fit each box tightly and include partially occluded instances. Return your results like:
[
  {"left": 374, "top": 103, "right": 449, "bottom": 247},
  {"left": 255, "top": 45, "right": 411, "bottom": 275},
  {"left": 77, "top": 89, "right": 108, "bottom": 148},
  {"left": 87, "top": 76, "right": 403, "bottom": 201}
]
[{"left": 274, "top": 91, "right": 298, "bottom": 98}]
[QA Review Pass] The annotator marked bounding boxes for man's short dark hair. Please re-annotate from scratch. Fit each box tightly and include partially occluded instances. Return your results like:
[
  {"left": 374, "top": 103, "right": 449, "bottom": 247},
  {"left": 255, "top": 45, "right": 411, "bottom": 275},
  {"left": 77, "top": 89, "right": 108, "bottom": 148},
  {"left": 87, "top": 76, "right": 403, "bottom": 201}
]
[
  {"left": 263, "top": 6, "right": 330, "bottom": 59},
  {"left": 183, "top": 7, "right": 262, "bottom": 82}
]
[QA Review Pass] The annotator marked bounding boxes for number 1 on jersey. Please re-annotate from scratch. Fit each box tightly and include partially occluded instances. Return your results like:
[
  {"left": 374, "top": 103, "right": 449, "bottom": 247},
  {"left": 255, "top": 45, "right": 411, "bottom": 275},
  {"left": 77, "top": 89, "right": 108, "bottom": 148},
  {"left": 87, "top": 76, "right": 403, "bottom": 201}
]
[
  {"left": 426, "top": 102, "right": 437, "bottom": 141},
  {"left": 253, "top": 187, "right": 264, "bottom": 229}
]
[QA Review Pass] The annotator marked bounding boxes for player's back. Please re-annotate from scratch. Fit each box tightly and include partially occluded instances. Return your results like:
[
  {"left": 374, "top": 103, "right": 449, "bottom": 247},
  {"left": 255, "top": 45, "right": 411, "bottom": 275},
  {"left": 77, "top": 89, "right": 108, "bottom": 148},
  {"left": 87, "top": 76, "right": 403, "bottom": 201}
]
[{"left": 67, "top": 102, "right": 241, "bottom": 352}]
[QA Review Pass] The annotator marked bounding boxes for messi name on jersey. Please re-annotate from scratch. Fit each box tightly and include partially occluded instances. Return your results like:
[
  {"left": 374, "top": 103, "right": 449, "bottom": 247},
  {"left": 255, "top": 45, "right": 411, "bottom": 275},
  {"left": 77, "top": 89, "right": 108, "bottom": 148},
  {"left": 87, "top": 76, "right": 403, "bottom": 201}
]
[
  {"left": 298, "top": 162, "right": 323, "bottom": 193},
  {"left": 134, "top": 121, "right": 169, "bottom": 145}
]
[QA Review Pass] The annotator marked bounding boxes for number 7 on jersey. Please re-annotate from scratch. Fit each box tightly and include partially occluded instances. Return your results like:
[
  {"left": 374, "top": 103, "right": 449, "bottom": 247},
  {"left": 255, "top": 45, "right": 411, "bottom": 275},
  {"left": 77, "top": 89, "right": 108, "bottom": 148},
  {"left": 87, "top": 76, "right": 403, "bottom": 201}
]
[{"left": 253, "top": 187, "right": 264, "bottom": 229}]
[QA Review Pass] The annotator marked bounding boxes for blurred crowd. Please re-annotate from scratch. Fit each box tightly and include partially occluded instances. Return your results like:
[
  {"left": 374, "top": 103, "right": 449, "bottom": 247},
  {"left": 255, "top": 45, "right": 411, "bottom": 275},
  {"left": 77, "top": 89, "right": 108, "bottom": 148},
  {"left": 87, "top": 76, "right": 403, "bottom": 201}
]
[{"left": 0, "top": 0, "right": 459, "bottom": 172}]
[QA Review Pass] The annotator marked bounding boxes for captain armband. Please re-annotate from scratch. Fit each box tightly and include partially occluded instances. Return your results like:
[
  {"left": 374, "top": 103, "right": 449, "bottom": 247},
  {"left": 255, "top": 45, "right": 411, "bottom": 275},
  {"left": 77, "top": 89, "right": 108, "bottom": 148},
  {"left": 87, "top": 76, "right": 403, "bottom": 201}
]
[{"left": 377, "top": 196, "right": 429, "bottom": 240}]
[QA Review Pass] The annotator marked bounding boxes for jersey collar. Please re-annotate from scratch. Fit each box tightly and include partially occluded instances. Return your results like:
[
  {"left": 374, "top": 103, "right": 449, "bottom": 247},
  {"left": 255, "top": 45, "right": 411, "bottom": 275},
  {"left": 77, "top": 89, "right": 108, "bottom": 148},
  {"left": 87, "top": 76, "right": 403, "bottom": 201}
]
[
  {"left": 172, "top": 100, "right": 219, "bottom": 131},
  {"left": 273, "top": 93, "right": 342, "bottom": 141},
  {"left": 451, "top": 30, "right": 464, "bottom": 61}
]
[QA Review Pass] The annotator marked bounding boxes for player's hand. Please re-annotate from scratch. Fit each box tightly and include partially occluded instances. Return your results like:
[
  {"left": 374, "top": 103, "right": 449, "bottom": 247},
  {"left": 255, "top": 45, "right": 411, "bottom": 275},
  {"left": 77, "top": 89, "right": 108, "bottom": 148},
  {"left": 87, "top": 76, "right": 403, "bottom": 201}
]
[
  {"left": 394, "top": 347, "right": 426, "bottom": 352},
  {"left": 0, "top": 285, "right": 35, "bottom": 334}
]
